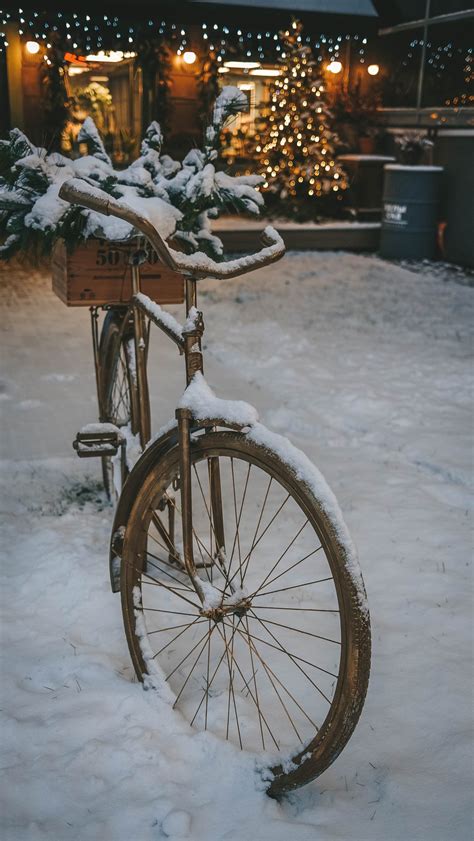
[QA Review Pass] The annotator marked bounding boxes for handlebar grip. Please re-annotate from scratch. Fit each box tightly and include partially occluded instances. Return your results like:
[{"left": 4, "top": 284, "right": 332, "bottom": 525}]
[
  {"left": 166, "top": 226, "right": 286, "bottom": 279},
  {"left": 59, "top": 179, "right": 116, "bottom": 217}
]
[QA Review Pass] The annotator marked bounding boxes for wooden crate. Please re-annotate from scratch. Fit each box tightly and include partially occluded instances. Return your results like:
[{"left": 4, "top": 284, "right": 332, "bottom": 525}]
[{"left": 52, "top": 238, "right": 184, "bottom": 306}]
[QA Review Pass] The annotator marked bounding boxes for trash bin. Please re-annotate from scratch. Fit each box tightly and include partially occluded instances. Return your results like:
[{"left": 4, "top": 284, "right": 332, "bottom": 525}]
[{"left": 380, "top": 164, "right": 443, "bottom": 260}]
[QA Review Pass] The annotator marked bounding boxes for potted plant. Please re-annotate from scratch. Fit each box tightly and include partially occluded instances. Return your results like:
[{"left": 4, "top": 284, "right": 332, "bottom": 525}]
[{"left": 394, "top": 131, "right": 434, "bottom": 165}]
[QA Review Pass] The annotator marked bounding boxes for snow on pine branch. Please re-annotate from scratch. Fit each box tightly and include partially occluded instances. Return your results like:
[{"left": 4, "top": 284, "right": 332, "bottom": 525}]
[{"left": 0, "top": 86, "right": 264, "bottom": 263}]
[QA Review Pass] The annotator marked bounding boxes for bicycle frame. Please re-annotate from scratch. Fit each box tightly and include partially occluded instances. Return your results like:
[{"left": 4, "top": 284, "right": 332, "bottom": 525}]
[
  {"left": 59, "top": 178, "right": 284, "bottom": 612},
  {"left": 95, "top": 244, "right": 226, "bottom": 609}
]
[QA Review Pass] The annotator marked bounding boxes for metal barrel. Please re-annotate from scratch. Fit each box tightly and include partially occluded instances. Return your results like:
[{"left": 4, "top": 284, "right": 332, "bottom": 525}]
[{"left": 380, "top": 165, "right": 443, "bottom": 260}]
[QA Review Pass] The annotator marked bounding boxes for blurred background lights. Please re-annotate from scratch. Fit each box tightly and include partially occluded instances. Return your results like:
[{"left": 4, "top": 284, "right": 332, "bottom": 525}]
[
  {"left": 183, "top": 50, "right": 197, "bottom": 64},
  {"left": 326, "top": 60, "right": 342, "bottom": 74}
]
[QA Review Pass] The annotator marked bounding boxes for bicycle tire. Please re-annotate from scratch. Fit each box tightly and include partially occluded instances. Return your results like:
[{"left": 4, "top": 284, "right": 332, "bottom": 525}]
[
  {"left": 98, "top": 308, "right": 142, "bottom": 499},
  {"left": 120, "top": 430, "right": 370, "bottom": 796}
]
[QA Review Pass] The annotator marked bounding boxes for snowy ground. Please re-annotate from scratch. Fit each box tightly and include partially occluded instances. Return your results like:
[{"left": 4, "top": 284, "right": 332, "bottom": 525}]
[{"left": 1, "top": 252, "right": 472, "bottom": 840}]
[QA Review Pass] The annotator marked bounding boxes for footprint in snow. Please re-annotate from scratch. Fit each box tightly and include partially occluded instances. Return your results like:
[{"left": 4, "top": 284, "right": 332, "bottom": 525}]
[{"left": 161, "top": 809, "right": 191, "bottom": 838}]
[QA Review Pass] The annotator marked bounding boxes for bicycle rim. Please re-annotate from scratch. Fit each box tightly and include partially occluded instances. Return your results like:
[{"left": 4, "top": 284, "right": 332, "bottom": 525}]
[{"left": 121, "top": 431, "right": 370, "bottom": 794}]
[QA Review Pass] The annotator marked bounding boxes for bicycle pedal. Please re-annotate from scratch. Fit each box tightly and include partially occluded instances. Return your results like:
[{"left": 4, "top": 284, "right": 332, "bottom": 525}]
[{"left": 73, "top": 423, "right": 124, "bottom": 458}]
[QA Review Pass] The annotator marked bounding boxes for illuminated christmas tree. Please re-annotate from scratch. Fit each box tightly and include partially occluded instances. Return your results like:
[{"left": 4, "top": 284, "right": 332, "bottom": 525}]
[{"left": 253, "top": 20, "right": 347, "bottom": 215}]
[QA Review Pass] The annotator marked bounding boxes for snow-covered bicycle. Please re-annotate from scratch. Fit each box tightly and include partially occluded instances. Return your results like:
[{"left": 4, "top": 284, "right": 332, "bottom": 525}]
[{"left": 60, "top": 177, "right": 371, "bottom": 798}]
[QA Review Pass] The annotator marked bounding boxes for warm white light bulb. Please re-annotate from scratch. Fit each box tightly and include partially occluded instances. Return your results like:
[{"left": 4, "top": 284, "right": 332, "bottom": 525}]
[
  {"left": 183, "top": 50, "right": 197, "bottom": 65},
  {"left": 26, "top": 41, "right": 40, "bottom": 54},
  {"left": 327, "top": 60, "right": 343, "bottom": 74},
  {"left": 367, "top": 63, "right": 380, "bottom": 76}
]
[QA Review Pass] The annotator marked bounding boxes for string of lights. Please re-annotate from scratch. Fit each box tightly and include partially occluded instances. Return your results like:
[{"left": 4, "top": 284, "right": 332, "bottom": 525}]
[
  {"left": 0, "top": 7, "right": 470, "bottom": 100},
  {"left": 0, "top": 7, "right": 371, "bottom": 62}
]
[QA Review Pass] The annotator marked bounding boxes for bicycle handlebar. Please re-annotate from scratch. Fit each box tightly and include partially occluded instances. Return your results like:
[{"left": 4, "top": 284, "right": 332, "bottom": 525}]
[{"left": 59, "top": 178, "right": 285, "bottom": 279}]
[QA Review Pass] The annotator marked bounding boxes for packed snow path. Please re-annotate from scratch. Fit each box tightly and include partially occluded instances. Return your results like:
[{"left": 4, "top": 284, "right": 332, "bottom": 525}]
[{"left": 0, "top": 252, "right": 472, "bottom": 840}]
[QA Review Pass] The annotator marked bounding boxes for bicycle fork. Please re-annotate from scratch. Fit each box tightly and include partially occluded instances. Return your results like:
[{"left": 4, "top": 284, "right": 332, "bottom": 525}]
[{"left": 176, "top": 279, "right": 229, "bottom": 610}]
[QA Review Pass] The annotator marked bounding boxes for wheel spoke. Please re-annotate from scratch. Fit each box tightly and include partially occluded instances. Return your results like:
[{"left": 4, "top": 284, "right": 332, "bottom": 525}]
[
  {"left": 132, "top": 563, "right": 201, "bottom": 609},
  {"left": 189, "top": 618, "right": 241, "bottom": 727},
  {"left": 214, "top": 622, "right": 280, "bottom": 751},
  {"left": 251, "top": 614, "right": 341, "bottom": 646},
  {"left": 252, "top": 519, "right": 309, "bottom": 597},
  {"left": 244, "top": 623, "right": 339, "bottom": 680},
  {"left": 172, "top": 626, "right": 216, "bottom": 708},
  {"left": 204, "top": 620, "right": 212, "bottom": 730},
  {"left": 223, "top": 618, "right": 243, "bottom": 748},
  {"left": 227, "top": 490, "right": 291, "bottom": 589},
  {"left": 227, "top": 460, "right": 251, "bottom": 588},
  {"left": 256, "top": 605, "right": 340, "bottom": 613},
  {"left": 153, "top": 616, "right": 204, "bottom": 659},
  {"left": 243, "top": 615, "right": 266, "bottom": 750},
  {"left": 166, "top": 625, "right": 214, "bottom": 683},
  {"left": 237, "top": 620, "right": 319, "bottom": 731},
  {"left": 232, "top": 474, "right": 272, "bottom": 589},
  {"left": 256, "top": 545, "right": 323, "bottom": 593},
  {"left": 148, "top": 529, "right": 185, "bottom": 570},
  {"left": 138, "top": 607, "right": 199, "bottom": 617},
  {"left": 247, "top": 615, "right": 338, "bottom": 678},
  {"left": 145, "top": 550, "right": 195, "bottom": 593},
  {"left": 150, "top": 510, "right": 177, "bottom": 559},
  {"left": 239, "top": 619, "right": 306, "bottom": 740},
  {"left": 251, "top": 577, "right": 333, "bottom": 599},
  {"left": 148, "top": 619, "right": 205, "bottom": 635},
  {"left": 249, "top": 611, "right": 335, "bottom": 702},
  {"left": 193, "top": 462, "right": 235, "bottom": 590}
]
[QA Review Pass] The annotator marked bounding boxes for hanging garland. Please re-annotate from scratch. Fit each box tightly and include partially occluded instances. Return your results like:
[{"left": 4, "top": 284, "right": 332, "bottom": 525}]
[
  {"left": 40, "top": 33, "right": 69, "bottom": 153},
  {"left": 196, "top": 48, "right": 220, "bottom": 134},
  {"left": 134, "top": 36, "right": 172, "bottom": 139}
]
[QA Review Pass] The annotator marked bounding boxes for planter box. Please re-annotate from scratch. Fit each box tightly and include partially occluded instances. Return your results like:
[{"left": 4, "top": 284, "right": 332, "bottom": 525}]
[{"left": 52, "top": 238, "right": 184, "bottom": 307}]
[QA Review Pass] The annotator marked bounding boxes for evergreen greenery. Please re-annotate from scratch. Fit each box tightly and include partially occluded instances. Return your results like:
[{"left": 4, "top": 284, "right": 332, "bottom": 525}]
[{"left": 0, "top": 87, "right": 264, "bottom": 264}]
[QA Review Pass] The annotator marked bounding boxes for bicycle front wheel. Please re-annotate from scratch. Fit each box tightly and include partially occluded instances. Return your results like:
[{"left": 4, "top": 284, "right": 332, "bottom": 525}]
[{"left": 121, "top": 431, "right": 370, "bottom": 795}]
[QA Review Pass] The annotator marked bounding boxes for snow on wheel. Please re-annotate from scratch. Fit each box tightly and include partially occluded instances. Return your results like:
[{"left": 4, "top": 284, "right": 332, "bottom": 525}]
[{"left": 121, "top": 430, "right": 370, "bottom": 796}]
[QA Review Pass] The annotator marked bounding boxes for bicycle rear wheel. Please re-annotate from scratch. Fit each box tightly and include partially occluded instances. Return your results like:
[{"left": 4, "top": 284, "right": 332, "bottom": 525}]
[
  {"left": 99, "top": 308, "right": 142, "bottom": 499},
  {"left": 121, "top": 430, "right": 370, "bottom": 795}
]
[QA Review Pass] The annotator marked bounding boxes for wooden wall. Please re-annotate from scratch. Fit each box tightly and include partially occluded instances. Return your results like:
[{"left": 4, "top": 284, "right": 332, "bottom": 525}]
[{"left": 167, "top": 54, "right": 201, "bottom": 157}]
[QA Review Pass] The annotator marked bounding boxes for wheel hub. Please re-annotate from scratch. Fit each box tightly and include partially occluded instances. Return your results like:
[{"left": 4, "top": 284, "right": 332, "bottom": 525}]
[{"left": 199, "top": 598, "right": 252, "bottom": 622}]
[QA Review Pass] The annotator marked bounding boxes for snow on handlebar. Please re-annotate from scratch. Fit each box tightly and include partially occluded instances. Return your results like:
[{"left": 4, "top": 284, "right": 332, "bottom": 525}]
[{"left": 58, "top": 178, "right": 285, "bottom": 280}]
